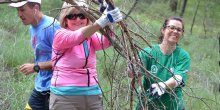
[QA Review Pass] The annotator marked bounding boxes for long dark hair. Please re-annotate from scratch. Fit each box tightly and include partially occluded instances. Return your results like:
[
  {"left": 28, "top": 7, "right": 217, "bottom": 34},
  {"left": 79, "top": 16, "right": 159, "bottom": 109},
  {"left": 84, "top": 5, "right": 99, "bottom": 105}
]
[{"left": 158, "top": 16, "right": 184, "bottom": 43}]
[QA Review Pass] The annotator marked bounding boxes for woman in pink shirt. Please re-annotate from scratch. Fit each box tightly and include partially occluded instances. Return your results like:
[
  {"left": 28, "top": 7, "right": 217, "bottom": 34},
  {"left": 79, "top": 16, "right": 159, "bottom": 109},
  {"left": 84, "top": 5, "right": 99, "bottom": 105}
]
[{"left": 49, "top": 1, "right": 123, "bottom": 110}]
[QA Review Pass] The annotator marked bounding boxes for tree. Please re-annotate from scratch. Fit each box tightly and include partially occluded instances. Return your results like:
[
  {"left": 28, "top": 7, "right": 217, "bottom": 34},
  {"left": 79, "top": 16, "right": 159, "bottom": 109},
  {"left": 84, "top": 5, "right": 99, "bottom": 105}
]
[
  {"left": 180, "top": 0, "right": 187, "bottom": 17},
  {"left": 170, "top": 0, "right": 178, "bottom": 13}
]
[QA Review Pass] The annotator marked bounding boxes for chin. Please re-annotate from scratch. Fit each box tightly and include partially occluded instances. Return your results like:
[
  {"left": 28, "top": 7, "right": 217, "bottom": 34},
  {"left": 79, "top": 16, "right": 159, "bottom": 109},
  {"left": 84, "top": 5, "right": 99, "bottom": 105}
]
[
  {"left": 22, "top": 21, "right": 30, "bottom": 25},
  {"left": 167, "top": 40, "right": 178, "bottom": 44}
]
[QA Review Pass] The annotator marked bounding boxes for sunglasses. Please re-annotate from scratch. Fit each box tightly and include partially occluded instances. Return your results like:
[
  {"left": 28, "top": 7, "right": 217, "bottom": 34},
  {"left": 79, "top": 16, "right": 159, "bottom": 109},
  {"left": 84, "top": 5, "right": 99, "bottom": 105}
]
[
  {"left": 166, "top": 25, "right": 183, "bottom": 32},
  {"left": 65, "top": 13, "right": 86, "bottom": 20}
]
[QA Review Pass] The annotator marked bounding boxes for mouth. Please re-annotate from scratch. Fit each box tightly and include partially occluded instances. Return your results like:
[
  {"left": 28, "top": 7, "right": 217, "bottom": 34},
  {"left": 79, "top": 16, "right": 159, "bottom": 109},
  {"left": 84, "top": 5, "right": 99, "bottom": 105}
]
[
  {"left": 170, "top": 34, "right": 179, "bottom": 38},
  {"left": 72, "top": 23, "right": 85, "bottom": 26},
  {"left": 171, "top": 35, "right": 177, "bottom": 38},
  {"left": 73, "top": 24, "right": 82, "bottom": 26},
  {"left": 20, "top": 17, "right": 25, "bottom": 21}
]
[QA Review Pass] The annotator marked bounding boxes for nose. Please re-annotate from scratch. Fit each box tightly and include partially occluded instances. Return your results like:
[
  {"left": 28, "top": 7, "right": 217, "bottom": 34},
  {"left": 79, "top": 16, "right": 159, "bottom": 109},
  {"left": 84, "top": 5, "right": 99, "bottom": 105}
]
[
  {"left": 75, "top": 17, "right": 81, "bottom": 21},
  {"left": 173, "top": 29, "right": 178, "bottom": 32}
]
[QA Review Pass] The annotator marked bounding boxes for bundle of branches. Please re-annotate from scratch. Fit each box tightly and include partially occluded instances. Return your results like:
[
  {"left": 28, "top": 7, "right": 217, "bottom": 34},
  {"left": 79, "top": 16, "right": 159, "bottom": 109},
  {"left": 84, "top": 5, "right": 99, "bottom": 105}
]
[{"left": 63, "top": 0, "right": 178, "bottom": 110}]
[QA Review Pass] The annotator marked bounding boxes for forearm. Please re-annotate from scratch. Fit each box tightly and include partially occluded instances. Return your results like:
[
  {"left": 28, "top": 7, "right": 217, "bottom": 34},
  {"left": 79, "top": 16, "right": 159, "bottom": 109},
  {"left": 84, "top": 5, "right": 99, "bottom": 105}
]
[
  {"left": 165, "top": 78, "right": 177, "bottom": 89},
  {"left": 165, "top": 75, "right": 183, "bottom": 89},
  {"left": 19, "top": 61, "right": 52, "bottom": 75},
  {"left": 81, "top": 23, "right": 101, "bottom": 38},
  {"left": 38, "top": 61, "right": 52, "bottom": 70}
]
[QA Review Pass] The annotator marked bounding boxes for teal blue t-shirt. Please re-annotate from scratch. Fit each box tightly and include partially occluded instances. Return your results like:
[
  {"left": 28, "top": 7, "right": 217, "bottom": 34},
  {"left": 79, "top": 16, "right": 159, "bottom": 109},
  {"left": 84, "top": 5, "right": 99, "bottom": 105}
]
[{"left": 29, "top": 15, "right": 60, "bottom": 92}]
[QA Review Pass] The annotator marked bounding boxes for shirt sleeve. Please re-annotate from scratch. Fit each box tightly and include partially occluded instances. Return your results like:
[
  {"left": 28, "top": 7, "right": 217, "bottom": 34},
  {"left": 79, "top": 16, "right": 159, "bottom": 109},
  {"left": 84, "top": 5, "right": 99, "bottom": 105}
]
[
  {"left": 90, "top": 32, "right": 111, "bottom": 51},
  {"left": 53, "top": 28, "right": 86, "bottom": 50},
  {"left": 174, "top": 50, "right": 191, "bottom": 83}
]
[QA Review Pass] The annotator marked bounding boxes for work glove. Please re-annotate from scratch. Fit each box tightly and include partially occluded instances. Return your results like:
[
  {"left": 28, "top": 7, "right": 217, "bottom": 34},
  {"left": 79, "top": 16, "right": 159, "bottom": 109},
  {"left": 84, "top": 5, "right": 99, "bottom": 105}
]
[
  {"left": 95, "top": 7, "right": 123, "bottom": 28},
  {"left": 173, "top": 75, "right": 184, "bottom": 88},
  {"left": 148, "top": 82, "right": 166, "bottom": 99}
]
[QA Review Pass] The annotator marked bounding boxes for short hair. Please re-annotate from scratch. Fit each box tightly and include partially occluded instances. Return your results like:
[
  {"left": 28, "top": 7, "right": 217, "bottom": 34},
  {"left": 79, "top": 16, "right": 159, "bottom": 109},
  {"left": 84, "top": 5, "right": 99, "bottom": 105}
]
[
  {"left": 158, "top": 16, "right": 184, "bottom": 43},
  {"left": 27, "top": 2, "right": 41, "bottom": 10}
]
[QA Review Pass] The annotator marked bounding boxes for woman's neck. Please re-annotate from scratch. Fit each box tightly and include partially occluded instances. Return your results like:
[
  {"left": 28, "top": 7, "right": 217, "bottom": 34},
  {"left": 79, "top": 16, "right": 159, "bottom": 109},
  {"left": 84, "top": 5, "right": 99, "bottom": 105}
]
[{"left": 160, "top": 42, "right": 176, "bottom": 54}]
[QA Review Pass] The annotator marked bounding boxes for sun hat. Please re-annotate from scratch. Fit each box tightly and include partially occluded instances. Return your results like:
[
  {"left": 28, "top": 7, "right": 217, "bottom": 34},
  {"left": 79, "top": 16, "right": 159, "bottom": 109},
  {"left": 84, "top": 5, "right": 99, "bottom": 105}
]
[{"left": 9, "top": 0, "right": 41, "bottom": 8}]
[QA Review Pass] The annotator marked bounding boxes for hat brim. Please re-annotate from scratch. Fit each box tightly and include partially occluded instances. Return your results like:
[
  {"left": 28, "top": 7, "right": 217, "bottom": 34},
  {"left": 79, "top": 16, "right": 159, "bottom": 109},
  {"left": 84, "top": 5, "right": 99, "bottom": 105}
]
[{"left": 9, "top": 1, "right": 28, "bottom": 8}]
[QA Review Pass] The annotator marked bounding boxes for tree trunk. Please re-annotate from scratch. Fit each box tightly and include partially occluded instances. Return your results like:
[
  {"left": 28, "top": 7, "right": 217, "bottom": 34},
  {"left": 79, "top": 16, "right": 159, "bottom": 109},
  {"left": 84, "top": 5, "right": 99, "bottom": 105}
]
[
  {"left": 170, "top": 0, "right": 178, "bottom": 12},
  {"left": 180, "top": 0, "right": 187, "bottom": 17},
  {"left": 190, "top": 1, "right": 200, "bottom": 34}
]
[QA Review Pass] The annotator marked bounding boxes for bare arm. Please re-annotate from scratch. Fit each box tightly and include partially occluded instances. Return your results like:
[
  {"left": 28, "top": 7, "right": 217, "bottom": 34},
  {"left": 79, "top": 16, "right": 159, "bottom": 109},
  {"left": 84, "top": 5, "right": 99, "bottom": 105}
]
[
  {"left": 164, "top": 77, "right": 178, "bottom": 89},
  {"left": 165, "top": 75, "right": 183, "bottom": 89},
  {"left": 38, "top": 61, "right": 52, "bottom": 70},
  {"left": 80, "top": 22, "right": 101, "bottom": 38},
  {"left": 19, "top": 61, "right": 52, "bottom": 76}
]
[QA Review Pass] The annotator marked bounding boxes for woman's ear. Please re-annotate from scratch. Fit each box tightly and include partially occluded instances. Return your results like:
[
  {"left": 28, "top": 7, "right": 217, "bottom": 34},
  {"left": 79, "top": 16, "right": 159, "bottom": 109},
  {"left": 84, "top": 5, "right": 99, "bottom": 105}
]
[
  {"left": 64, "top": 19, "right": 67, "bottom": 27},
  {"left": 161, "top": 28, "right": 165, "bottom": 35},
  {"left": 86, "top": 18, "right": 90, "bottom": 25}
]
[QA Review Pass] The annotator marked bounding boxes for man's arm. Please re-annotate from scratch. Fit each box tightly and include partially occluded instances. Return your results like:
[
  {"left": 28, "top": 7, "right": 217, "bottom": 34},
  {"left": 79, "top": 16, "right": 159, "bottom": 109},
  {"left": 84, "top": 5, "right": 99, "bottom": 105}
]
[
  {"left": 19, "top": 61, "right": 52, "bottom": 75},
  {"left": 38, "top": 61, "right": 52, "bottom": 70}
]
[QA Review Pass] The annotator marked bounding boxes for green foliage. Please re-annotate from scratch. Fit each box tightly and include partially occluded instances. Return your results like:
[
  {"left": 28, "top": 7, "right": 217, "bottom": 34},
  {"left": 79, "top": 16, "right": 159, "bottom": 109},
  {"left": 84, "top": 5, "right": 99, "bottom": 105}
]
[{"left": 1, "top": 70, "right": 35, "bottom": 109}]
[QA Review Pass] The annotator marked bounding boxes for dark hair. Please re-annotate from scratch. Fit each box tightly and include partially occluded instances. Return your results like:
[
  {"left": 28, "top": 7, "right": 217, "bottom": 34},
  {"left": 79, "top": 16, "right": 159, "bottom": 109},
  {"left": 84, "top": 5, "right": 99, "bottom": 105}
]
[
  {"left": 27, "top": 2, "right": 41, "bottom": 10},
  {"left": 158, "top": 16, "right": 184, "bottom": 43}
]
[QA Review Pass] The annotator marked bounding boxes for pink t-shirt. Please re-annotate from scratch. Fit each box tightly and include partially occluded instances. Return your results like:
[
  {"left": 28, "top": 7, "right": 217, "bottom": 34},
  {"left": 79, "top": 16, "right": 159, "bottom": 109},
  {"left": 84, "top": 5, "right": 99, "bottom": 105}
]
[{"left": 51, "top": 28, "right": 111, "bottom": 87}]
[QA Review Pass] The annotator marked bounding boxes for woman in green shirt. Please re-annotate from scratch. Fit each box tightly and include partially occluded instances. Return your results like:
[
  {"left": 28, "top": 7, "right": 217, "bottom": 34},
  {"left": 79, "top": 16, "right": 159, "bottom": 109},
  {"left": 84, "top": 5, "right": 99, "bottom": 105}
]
[{"left": 135, "top": 16, "right": 190, "bottom": 110}]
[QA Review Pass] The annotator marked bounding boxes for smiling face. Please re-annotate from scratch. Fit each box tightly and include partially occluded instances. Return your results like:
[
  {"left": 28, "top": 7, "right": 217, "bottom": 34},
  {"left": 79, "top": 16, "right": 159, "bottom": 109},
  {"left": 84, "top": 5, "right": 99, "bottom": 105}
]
[
  {"left": 161, "top": 19, "right": 183, "bottom": 45},
  {"left": 16, "top": 4, "right": 35, "bottom": 25},
  {"left": 65, "top": 9, "right": 88, "bottom": 31}
]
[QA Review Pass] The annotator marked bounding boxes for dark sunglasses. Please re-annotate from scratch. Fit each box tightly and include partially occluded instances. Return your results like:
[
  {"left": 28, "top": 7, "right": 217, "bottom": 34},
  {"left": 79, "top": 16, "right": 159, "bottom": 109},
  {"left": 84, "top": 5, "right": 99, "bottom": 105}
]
[{"left": 65, "top": 13, "right": 86, "bottom": 20}]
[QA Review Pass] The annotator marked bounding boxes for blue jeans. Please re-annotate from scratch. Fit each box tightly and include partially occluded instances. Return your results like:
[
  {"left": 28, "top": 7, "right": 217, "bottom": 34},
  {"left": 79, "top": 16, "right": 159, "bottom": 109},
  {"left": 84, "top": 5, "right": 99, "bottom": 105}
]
[{"left": 28, "top": 89, "right": 50, "bottom": 110}]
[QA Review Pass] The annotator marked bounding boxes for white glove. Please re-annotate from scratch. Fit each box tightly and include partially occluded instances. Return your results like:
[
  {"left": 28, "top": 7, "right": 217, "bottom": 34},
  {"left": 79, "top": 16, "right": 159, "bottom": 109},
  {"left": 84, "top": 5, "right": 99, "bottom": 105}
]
[
  {"left": 148, "top": 82, "right": 166, "bottom": 99},
  {"left": 173, "top": 75, "right": 184, "bottom": 88},
  {"left": 95, "top": 7, "right": 123, "bottom": 28}
]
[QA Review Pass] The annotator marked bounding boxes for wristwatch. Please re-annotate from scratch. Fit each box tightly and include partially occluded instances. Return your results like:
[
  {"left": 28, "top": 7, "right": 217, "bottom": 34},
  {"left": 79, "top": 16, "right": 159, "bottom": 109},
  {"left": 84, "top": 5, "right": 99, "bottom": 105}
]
[{"left": 33, "top": 63, "right": 40, "bottom": 73}]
